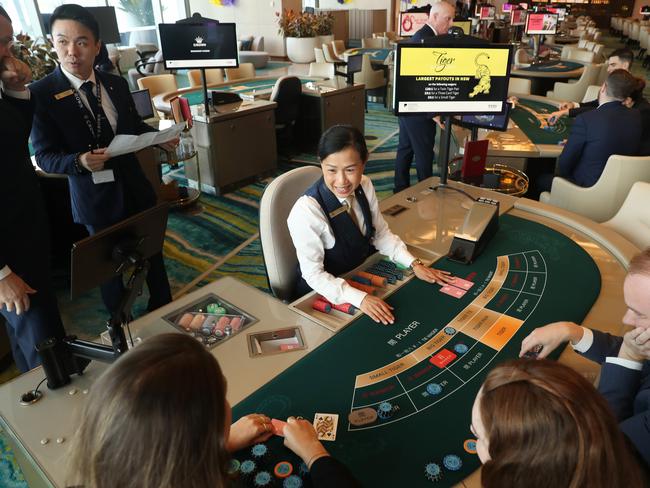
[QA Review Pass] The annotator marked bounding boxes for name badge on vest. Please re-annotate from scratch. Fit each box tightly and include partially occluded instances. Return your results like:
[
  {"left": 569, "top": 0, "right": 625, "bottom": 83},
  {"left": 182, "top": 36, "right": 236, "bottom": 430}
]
[
  {"left": 54, "top": 89, "right": 74, "bottom": 100},
  {"left": 92, "top": 169, "right": 115, "bottom": 184},
  {"left": 328, "top": 206, "right": 347, "bottom": 219}
]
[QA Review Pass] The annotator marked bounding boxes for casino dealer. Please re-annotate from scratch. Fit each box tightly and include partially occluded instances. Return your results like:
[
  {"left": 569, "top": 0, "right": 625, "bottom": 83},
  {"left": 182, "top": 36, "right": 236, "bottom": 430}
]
[{"left": 288, "top": 125, "right": 455, "bottom": 325}]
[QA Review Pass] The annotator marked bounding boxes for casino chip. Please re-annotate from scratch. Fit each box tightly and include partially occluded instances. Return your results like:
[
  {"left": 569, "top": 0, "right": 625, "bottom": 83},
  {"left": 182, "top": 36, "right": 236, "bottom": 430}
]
[
  {"left": 443, "top": 454, "right": 463, "bottom": 471},
  {"left": 274, "top": 461, "right": 294, "bottom": 478},
  {"left": 228, "top": 459, "right": 241, "bottom": 475},
  {"left": 454, "top": 343, "right": 468, "bottom": 354},
  {"left": 251, "top": 443, "right": 268, "bottom": 459},
  {"left": 283, "top": 475, "right": 303, "bottom": 488},
  {"left": 254, "top": 471, "right": 272, "bottom": 486},
  {"left": 463, "top": 439, "right": 477, "bottom": 454},
  {"left": 424, "top": 462, "right": 443, "bottom": 482},
  {"left": 240, "top": 460, "right": 256, "bottom": 476},
  {"left": 377, "top": 401, "right": 394, "bottom": 419},
  {"left": 444, "top": 327, "right": 457, "bottom": 335},
  {"left": 426, "top": 383, "right": 443, "bottom": 395}
]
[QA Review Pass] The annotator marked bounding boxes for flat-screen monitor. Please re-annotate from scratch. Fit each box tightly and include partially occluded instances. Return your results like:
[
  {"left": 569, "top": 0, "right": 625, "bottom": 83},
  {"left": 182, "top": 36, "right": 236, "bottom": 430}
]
[
  {"left": 511, "top": 8, "right": 527, "bottom": 26},
  {"left": 43, "top": 6, "right": 121, "bottom": 44},
  {"left": 547, "top": 7, "right": 567, "bottom": 21},
  {"left": 525, "top": 12, "right": 558, "bottom": 35},
  {"left": 453, "top": 20, "right": 472, "bottom": 35},
  {"left": 479, "top": 6, "right": 497, "bottom": 20},
  {"left": 159, "top": 22, "right": 238, "bottom": 69},
  {"left": 131, "top": 89, "right": 154, "bottom": 120},
  {"left": 502, "top": 3, "right": 514, "bottom": 12},
  {"left": 399, "top": 12, "right": 429, "bottom": 36},
  {"left": 394, "top": 43, "right": 512, "bottom": 115},
  {"left": 347, "top": 54, "right": 363, "bottom": 74},
  {"left": 460, "top": 102, "right": 512, "bottom": 131}
]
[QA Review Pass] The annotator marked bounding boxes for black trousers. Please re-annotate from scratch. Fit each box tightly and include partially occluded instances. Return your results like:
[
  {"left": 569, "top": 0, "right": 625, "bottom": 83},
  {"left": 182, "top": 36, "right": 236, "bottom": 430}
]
[{"left": 394, "top": 114, "right": 437, "bottom": 193}]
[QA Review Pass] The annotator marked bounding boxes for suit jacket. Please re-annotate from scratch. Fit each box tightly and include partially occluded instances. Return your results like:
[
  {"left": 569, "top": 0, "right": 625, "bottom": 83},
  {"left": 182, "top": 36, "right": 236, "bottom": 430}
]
[
  {"left": 410, "top": 23, "right": 437, "bottom": 43},
  {"left": 0, "top": 92, "right": 51, "bottom": 279},
  {"left": 580, "top": 329, "right": 650, "bottom": 465},
  {"left": 311, "top": 456, "right": 362, "bottom": 488},
  {"left": 30, "top": 67, "right": 156, "bottom": 227},
  {"left": 558, "top": 101, "right": 642, "bottom": 187}
]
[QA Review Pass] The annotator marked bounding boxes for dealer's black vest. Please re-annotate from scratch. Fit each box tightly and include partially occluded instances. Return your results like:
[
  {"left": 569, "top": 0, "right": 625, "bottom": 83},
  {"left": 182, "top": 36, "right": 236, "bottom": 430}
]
[{"left": 293, "top": 177, "right": 376, "bottom": 299}]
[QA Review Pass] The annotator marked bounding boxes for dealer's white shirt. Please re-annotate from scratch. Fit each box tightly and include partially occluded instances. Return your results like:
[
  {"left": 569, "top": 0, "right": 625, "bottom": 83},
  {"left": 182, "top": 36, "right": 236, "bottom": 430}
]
[{"left": 287, "top": 175, "right": 415, "bottom": 307}]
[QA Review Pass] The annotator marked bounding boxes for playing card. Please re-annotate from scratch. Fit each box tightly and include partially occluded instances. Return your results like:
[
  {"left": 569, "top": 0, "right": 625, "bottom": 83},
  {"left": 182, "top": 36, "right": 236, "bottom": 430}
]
[
  {"left": 440, "top": 285, "right": 467, "bottom": 298},
  {"left": 313, "top": 413, "right": 339, "bottom": 441},
  {"left": 451, "top": 277, "right": 474, "bottom": 291}
]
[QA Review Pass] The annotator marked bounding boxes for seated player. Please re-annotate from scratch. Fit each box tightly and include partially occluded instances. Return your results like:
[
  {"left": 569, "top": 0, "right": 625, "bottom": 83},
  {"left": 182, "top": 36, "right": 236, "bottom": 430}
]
[
  {"left": 67, "top": 333, "right": 361, "bottom": 488},
  {"left": 623, "top": 76, "right": 650, "bottom": 156},
  {"left": 536, "top": 69, "right": 641, "bottom": 192},
  {"left": 472, "top": 359, "right": 645, "bottom": 487},
  {"left": 548, "top": 49, "right": 634, "bottom": 121},
  {"left": 520, "top": 248, "right": 650, "bottom": 466},
  {"left": 287, "top": 125, "right": 455, "bottom": 325}
]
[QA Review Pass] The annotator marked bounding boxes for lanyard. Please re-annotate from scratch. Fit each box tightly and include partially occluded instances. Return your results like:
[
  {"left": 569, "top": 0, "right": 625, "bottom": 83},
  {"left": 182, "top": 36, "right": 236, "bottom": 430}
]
[{"left": 71, "top": 78, "right": 103, "bottom": 148}]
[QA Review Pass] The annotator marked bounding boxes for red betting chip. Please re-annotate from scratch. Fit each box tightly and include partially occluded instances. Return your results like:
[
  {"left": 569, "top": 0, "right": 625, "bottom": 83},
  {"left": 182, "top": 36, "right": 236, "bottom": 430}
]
[{"left": 429, "top": 349, "right": 457, "bottom": 368}]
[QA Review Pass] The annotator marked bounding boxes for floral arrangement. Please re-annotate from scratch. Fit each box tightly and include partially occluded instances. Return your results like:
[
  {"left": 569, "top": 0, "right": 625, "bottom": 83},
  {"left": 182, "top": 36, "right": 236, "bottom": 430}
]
[
  {"left": 313, "top": 12, "right": 335, "bottom": 36},
  {"left": 11, "top": 33, "right": 58, "bottom": 81},
  {"left": 210, "top": 0, "right": 235, "bottom": 5},
  {"left": 276, "top": 9, "right": 316, "bottom": 38}
]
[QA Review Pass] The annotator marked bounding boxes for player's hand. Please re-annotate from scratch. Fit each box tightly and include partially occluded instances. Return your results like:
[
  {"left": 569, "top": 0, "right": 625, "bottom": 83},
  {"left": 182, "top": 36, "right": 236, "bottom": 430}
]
[
  {"left": 413, "top": 264, "right": 454, "bottom": 286},
  {"left": 79, "top": 148, "right": 111, "bottom": 172},
  {"left": 433, "top": 116, "right": 446, "bottom": 131},
  {"left": 558, "top": 102, "right": 576, "bottom": 111},
  {"left": 283, "top": 416, "right": 329, "bottom": 468},
  {"left": 227, "top": 414, "right": 273, "bottom": 452},
  {"left": 619, "top": 327, "right": 650, "bottom": 362},
  {"left": 0, "top": 272, "right": 36, "bottom": 315},
  {"left": 622, "top": 97, "right": 634, "bottom": 109},
  {"left": 0, "top": 56, "right": 32, "bottom": 91},
  {"left": 520, "top": 321, "right": 583, "bottom": 359},
  {"left": 158, "top": 137, "right": 179, "bottom": 152},
  {"left": 360, "top": 295, "right": 394, "bottom": 325},
  {"left": 548, "top": 109, "right": 568, "bottom": 124}
]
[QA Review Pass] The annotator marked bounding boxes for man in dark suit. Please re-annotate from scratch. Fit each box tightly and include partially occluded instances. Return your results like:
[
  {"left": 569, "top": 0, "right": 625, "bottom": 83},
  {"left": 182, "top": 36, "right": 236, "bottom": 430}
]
[
  {"left": 394, "top": 1, "right": 455, "bottom": 193},
  {"left": 521, "top": 248, "right": 650, "bottom": 467},
  {"left": 31, "top": 4, "right": 174, "bottom": 315},
  {"left": 0, "top": 7, "right": 65, "bottom": 371},
  {"left": 538, "top": 69, "right": 641, "bottom": 192}
]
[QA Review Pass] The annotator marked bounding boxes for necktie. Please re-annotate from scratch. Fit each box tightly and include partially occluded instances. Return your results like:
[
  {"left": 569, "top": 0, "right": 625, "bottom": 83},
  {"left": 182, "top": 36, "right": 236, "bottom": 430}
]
[
  {"left": 80, "top": 80, "right": 114, "bottom": 145},
  {"left": 345, "top": 195, "right": 362, "bottom": 231}
]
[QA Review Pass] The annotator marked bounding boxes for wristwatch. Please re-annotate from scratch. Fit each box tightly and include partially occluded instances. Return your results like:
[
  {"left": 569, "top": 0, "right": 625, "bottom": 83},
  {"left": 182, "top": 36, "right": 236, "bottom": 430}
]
[
  {"left": 73, "top": 153, "right": 85, "bottom": 174},
  {"left": 410, "top": 258, "right": 423, "bottom": 269}
]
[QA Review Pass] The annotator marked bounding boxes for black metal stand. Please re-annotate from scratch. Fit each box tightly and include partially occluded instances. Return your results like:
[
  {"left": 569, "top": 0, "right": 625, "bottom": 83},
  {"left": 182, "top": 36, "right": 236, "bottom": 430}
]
[
  {"left": 200, "top": 68, "right": 210, "bottom": 117},
  {"left": 37, "top": 243, "right": 150, "bottom": 390}
]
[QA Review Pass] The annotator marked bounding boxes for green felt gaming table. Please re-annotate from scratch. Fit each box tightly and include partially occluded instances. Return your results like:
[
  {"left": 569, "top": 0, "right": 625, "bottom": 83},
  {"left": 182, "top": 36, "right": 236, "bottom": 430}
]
[
  {"left": 232, "top": 214, "right": 600, "bottom": 487},
  {"left": 344, "top": 47, "right": 393, "bottom": 64},
  {"left": 511, "top": 60, "right": 584, "bottom": 96},
  {"left": 510, "top": 97, "right": 573, "bottom": 146}
]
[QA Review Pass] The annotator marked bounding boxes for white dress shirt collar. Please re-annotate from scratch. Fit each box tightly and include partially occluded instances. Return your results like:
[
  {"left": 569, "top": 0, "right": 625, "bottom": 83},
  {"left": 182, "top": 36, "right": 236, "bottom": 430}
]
[{"left": 60, "top": 66, "right": 97, "bottom": 91}]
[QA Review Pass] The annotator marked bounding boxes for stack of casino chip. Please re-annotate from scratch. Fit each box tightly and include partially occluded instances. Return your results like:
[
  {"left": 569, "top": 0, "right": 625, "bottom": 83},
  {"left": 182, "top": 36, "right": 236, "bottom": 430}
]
[
  {"left": 346, "top": 279, "right": 377, "bottom": 295},
  {"left": 274, "top": 461, "right": 293, "bottom": 478},
  {"left": 312, "top": 298, "right": 332, "bottom": 313},
  {"left": 351, "top": 272, "right": 387, "bottom": 288},
  {"left": 206, "top": 302, "right": 227, "bottom": 315},
  {"left": 312, "top": 297, "right": 358, "bottom": 315}
]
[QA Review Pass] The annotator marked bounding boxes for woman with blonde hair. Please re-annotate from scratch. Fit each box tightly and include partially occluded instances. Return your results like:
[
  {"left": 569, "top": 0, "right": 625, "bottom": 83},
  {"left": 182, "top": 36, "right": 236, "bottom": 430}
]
[
  {"left": 471, "top": 359, "right": 645, "bottom": 488},
  {"left": 68, "top": 333, "right": 360, "bottom": 487}
]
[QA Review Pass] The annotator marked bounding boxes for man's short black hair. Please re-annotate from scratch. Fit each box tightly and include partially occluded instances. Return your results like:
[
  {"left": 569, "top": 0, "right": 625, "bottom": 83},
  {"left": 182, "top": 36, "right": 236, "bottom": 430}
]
[
  {"left": 605, "top": 69, "right": 639, "bottom": 100},
  {"left": 0, "top": 6, "right": 11, "bottom": 23},
  {"left": 608, "top": 48, "right": 634, "bottom": 67},
  {"left": 50, "top": 4, "right": 100, "bottom": 41}
]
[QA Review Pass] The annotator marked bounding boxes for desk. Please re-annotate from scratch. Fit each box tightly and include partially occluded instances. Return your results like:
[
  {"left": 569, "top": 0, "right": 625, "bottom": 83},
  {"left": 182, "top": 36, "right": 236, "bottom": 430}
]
[
  {"left": 153, "top": 76, "right": 366, "bottom": 151},
  {"left": 0, "top": 180, "right": 638, "bottom": 488},
  {"left": 511, "top": 60, "right": 584, "bottom": 96}
]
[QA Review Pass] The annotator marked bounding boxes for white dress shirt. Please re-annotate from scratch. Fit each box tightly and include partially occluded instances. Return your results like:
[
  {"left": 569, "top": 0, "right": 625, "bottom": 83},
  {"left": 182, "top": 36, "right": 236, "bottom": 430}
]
[
  {"left": 60, "top": 66, "right": 118, "bottom": 133},
  {"left": 572, "top": 326, "right": 643, "bottom": 370},
  {"left": 287, "top": 175, "right": 415, "bottom": 307},
  {"left": 0, "top": 85, "right": 30, "bottom": 281}
]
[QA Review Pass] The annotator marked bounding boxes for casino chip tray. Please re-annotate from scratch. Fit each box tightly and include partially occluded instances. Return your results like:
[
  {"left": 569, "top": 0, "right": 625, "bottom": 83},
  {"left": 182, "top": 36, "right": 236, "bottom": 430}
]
[{"left": 162, "top": 293, "right": 258, "bottom": 349}]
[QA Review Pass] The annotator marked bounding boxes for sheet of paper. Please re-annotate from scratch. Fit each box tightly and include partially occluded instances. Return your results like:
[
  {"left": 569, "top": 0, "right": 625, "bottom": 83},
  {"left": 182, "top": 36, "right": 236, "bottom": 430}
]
[{"left": 106, "top": 122, "right": 185, "bottom": 157}]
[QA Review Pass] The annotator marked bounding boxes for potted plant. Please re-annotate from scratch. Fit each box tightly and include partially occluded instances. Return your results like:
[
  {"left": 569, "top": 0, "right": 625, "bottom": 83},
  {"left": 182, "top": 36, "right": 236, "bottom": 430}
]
[
  {"left": 314, "top": 12, "right": 335, "bottom": 47},
  {"left": 11, "top": 33, "right": 58, "bottom": 81},
  {"left": 276, "top": 9, "right": 317, "bottom": 63}
]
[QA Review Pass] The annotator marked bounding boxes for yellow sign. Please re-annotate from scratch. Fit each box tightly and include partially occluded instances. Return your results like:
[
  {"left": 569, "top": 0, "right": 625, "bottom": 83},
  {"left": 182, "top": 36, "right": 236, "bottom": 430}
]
[{"left": 400, "top": 47, "right": 510, "bottom": 77}]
